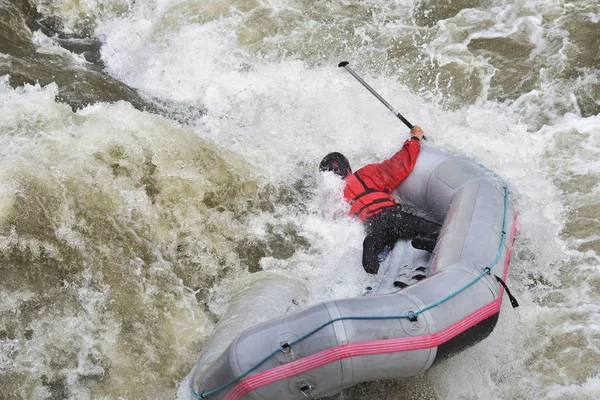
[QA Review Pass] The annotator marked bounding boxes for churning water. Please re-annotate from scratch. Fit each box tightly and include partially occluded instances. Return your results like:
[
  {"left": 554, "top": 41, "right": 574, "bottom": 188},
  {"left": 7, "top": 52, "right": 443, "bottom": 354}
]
[{"left": 1, "top": 0, "right": 599, "bottom": 399}]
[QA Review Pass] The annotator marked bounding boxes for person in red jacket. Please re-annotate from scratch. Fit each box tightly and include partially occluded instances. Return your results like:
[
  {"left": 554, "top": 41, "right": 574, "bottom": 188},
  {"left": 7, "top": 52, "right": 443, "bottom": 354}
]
[{"left": 319, "top": 126, "right": 440, "bottom": 275}]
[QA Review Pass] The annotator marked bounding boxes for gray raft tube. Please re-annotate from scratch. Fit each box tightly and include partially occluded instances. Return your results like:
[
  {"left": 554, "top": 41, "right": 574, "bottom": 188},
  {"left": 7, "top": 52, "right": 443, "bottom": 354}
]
[{"left": 190, "top": 146, "right": 518, "bottom": 400}]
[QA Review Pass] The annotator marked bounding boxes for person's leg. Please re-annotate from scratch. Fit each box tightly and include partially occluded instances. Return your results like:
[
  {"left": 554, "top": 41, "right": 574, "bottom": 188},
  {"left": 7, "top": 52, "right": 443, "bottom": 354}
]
[
  {"left": 362, "top": 206, "right": 442, "bottom": 273},
  {"left": 362, "top": 233, "right": 393, "bottom": 274},
  {"left": 362, "top": 211, "right": 400, "bottom": 275},
  {"left": 411, "top": 236, "right": 437, "bottom": 253},
  {"left": 386, "top": 208, "right": 441, "bottom": 253},
  {"left": 394, "top": 211, "right": 440, "bottom": 238}
]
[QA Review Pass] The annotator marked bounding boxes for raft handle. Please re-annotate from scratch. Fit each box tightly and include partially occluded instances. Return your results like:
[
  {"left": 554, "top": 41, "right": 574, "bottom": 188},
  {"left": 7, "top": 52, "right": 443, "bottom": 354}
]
[
  {"left": 281, "top": 342, "right": 292, "bottom": 354},
  {"left": 299, "top": 381, "right": 315, "bottom": 398}
]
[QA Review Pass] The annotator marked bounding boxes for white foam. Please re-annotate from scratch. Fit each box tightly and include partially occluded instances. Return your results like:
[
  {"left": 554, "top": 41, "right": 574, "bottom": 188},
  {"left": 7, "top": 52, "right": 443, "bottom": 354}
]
[
  {"left": 6, "top": 0, "right": 600, "bottom": 398},
  {"left": 92, "top": 3, "right": 572, "bottom": 398},
  {"left": 34, "top": 0, "right": 133, "bottom": 34}
]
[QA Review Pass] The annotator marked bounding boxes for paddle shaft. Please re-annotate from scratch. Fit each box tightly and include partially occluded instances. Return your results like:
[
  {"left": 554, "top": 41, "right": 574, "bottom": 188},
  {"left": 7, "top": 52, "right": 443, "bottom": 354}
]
[{"left": 338, "top": 62, "right": 425, "bottom": 140}]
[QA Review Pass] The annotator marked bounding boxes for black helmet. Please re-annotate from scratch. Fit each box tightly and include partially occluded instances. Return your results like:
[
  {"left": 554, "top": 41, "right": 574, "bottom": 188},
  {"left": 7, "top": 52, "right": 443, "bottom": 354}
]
[{"left": 319, "top": 152, "right": 351, "bottom": 178}]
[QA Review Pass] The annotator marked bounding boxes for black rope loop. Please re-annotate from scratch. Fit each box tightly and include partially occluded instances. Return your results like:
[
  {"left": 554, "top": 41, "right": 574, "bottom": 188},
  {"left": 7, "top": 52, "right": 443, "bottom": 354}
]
[{"left": 495, "top": 275, "right": 519, "bottom": 308}]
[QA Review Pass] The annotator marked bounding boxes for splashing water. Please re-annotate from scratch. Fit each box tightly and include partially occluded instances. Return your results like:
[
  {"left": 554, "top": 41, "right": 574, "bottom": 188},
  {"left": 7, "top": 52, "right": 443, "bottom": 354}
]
[{"left": 1, "top": 0, "right": 599, "bottom": 399}]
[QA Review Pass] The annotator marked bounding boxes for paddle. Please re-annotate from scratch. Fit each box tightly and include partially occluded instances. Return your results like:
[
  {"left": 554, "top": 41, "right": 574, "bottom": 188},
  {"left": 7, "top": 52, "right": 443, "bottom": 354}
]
[{"left": 338, "top": 61, "right": 426, "bottom": 140}]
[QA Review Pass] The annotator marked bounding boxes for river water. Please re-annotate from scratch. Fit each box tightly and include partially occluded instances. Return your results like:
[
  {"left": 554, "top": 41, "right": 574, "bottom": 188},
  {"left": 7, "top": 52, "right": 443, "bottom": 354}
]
[{"left": 1, "top": 0, "right": 599, "bottom": 399}]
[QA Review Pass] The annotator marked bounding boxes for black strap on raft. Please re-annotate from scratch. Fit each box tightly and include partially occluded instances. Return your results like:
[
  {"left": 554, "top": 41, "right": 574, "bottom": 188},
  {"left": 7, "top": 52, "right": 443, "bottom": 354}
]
[{"left": 494, "top": 276, "right": 519, "bottom": 308}]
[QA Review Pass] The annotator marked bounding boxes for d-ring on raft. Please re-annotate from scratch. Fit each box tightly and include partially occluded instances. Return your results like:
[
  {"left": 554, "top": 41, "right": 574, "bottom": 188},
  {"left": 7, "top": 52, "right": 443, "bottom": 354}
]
[{"left": 189, "top": 145, "right": 518, "bottom": 400}]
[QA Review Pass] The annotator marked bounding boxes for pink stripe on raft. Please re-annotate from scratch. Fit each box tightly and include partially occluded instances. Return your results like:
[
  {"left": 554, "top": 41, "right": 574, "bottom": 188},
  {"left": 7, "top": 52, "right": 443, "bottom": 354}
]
[{"left": 223, "top": 215, "right": 518, "bottom": 400}]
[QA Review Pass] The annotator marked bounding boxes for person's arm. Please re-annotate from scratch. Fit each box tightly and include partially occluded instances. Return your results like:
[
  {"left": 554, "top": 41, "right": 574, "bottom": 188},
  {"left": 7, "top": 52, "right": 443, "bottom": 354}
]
[{"left": 376, "top": 126, "right": 424, "bottom": 190}]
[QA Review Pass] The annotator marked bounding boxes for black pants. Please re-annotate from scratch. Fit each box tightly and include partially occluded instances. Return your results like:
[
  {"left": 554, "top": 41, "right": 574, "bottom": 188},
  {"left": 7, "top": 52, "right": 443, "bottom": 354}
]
[{"left": 362, "top": 206, "right": 441, "bottom": 275}]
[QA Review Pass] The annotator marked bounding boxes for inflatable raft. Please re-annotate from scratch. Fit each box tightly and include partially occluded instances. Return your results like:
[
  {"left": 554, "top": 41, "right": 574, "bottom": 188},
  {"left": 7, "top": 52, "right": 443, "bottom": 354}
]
[{"left": 189, "top": 145, "right": 518, "bottom": 400}]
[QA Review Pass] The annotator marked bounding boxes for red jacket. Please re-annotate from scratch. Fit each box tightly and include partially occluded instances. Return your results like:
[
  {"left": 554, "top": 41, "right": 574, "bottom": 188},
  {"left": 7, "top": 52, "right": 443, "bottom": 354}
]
[{"left": 343, "top": 138, "right": 420, "bottom": 221}]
